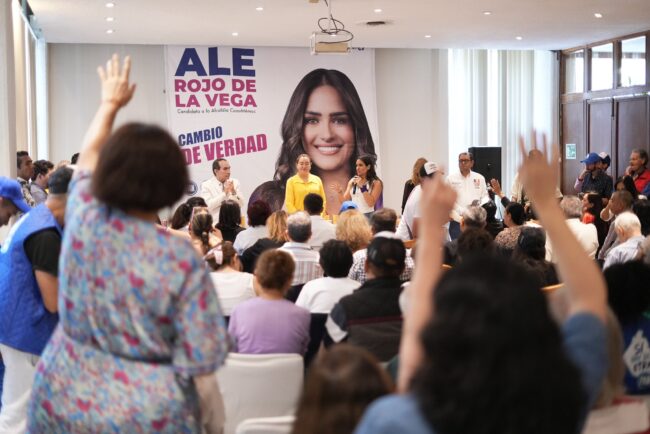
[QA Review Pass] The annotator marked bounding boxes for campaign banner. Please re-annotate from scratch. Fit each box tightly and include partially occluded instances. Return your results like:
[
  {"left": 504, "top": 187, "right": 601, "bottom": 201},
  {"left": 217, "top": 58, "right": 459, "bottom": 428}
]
[{"left": 164, "top": 46, "right": 379, "bottom": 216}]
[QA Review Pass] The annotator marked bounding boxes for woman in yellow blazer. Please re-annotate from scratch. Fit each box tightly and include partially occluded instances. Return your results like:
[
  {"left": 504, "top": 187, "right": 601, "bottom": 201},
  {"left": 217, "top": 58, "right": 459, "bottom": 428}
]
[{"left": 285, "top": 154, "right": 326, "bottom": 214}]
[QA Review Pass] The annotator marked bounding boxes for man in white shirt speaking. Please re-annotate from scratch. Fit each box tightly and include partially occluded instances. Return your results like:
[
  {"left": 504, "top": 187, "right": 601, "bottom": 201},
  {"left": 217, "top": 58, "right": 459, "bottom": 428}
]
[
  {"left": 200, "top": 158, "right": 244, "bottom": 223},
  {"left": 447, "top": 152, "right": 488, "bottom": 240}
]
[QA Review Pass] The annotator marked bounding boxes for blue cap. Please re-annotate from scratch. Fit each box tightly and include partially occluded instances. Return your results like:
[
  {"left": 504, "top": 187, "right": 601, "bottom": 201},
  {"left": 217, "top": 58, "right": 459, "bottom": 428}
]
[
  {"left": 0, "top": 177, "right": 31, "bottom": 213},
  {"left": 339, "top": 201, "right": 358, "bottom": 213},
  {"left": 580, "top": 152, "right": 601, "bottom": 165}
]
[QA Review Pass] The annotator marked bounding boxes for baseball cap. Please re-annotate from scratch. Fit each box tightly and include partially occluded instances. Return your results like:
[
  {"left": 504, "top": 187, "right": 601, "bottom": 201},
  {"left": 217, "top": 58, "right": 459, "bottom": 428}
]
[
  {"left": 367, "top": 236, "right": 406, "bottom": 273},
  {"left": 419, "top": 161, "right": 439, "bottom": 178},
  {"left": 0, "top": 177, "right": 31, "bottom": 213},
  {"left": 598, "top": 152, "right": 611, "bottom": 166},
  {"left": 580, "top": 152, "right": 601, "bottom": 165},
  {"left": 340, "top": 201, "right": 358, "bottom": 213}
]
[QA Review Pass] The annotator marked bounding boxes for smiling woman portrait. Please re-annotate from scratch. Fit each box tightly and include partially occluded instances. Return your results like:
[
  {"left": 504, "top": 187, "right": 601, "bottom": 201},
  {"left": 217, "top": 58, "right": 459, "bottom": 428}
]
[{"left": 249, "top": 68, "right": 378, "bottom": 216}]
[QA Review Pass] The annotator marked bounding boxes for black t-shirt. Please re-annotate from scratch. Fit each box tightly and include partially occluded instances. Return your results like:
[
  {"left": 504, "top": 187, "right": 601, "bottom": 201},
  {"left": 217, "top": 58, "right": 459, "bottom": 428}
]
[{"left": 23, "top": 228, "right": 61, "bottom": 276}]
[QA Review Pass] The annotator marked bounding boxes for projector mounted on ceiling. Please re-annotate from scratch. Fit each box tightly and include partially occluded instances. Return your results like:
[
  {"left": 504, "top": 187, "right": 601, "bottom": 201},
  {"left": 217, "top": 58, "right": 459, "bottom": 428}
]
[{"left": 310, "top": 0, "right": 353, "bottom": 55}]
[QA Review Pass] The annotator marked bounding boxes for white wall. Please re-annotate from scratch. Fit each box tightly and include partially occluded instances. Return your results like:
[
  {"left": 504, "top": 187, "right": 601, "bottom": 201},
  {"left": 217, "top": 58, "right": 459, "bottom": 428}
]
[
  {"left": 47, "top": 44, "right": 448, "bottom": 213},
  {"left": 48, "top": 44, "right": 167, "bottom": 164}
]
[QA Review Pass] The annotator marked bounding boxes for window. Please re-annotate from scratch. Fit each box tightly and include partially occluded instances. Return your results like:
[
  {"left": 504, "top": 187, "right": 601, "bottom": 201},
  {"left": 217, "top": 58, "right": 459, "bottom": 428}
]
[
  {"left": 591, "top": 43, "right": 613, "bottom": 91},
  {"left": 564, "top": 50, "right": 584, "bottom": 93},
  {"left": 621, "top": 36, "right": 646, "bottom": 87}
]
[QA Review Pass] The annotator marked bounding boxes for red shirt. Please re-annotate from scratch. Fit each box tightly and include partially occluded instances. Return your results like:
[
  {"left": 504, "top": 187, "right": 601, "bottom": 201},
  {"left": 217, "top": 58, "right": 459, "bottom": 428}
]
[{"left": 633, "top": 168, "right": 650, "bottom": 194}]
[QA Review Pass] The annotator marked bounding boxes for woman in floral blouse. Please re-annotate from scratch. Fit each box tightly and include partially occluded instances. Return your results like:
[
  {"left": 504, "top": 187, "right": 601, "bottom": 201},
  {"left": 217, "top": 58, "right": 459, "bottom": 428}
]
[{"left": 27, "top": 55, "right": 228, "bottom": 433}]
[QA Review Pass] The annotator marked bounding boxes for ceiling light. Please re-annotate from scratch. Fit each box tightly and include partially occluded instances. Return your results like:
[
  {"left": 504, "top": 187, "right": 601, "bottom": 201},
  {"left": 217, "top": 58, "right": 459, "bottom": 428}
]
[
  {"left": 483, "top": 11, "right": 492, "bottom": 15},
  {"left": 424, "top": 34, "right": 432, "bottom": 38},
  {"left": 594, "top": 12, "right": 603, "bottom": 18},
  {"left": 256, "top": 6, "right": 264, "bottom": 11},
  {"left": 106, "top": 17, "right": 114, "bottom": 22},
  {"left": 515, "top": 36, "right": 523, "bottom": 40},
  {"left": 374, "top": 8, "right": 382, "bottom": 13},
  {"left": 105, "top": 2, "right": 115, "bottom": 7},
  {"left": 232, "top": 32, "right": 239, "bottom": 36},
  {"left": 106, "top": 29, "right": 114, "bottom": 34}
]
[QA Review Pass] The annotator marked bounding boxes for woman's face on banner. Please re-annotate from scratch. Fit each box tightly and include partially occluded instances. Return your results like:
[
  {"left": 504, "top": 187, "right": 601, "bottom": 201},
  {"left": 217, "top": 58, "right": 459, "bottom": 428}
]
[{"left": 302, "top": 85, "right": 355, "bottom": 173}]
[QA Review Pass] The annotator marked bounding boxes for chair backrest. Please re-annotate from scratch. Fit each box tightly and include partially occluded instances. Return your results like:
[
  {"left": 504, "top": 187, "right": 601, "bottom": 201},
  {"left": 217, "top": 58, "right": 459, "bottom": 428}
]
[
  {"left": 217, "top": 353, "right": 304, "bottom": 434},
  {"left": 235, "top": 415, "right": 296, "bottom": 434}
]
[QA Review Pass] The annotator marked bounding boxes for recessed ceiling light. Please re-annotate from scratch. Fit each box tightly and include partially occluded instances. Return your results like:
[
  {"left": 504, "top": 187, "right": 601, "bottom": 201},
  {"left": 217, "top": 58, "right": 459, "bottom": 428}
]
[
  {"left": 106, "top": 17, "right": 114, "bottom": 22},
  {"left": 374, "top": 8, "right": 382, "bottom": 13},
  {"left": 106, "top": 29, "right": 114, "bottom": 34},
  {"left": 256, "top": 6, "right": 264, "bottom": 11},
  {"left": 424, "top": 34, "right": 432, "bottom": 38},
  {"left": 594, "top": 12, "right": 603, "bottom": 18},
  {"left": 515, "top": 36, "right": 523, "bottom": 40},
  {"left": 483, "top": 11, "right": 492, "bottom": 15},
  {"left": 232, "top": 32, "right": 239, "bottom": 36},
  {"left": 105, "top": 2, "right": 115, "bottom": 8}
]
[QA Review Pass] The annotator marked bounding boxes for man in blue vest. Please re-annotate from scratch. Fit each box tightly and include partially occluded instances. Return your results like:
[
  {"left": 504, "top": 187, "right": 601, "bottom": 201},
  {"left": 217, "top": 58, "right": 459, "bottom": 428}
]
[
  {"left": 0, "top": 177, "right": 30, "bottom": 229},
  {"left": 0, "top": 166, "right": 72, "bottom": 432}
]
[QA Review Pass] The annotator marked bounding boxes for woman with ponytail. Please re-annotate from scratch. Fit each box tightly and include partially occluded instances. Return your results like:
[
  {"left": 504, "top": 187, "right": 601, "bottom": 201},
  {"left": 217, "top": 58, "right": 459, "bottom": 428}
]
[
  {"left": 206, "top": 242, "right": 255, "bottom": 317},
  {"left": 190, "top": 211, "right": 222, "bottom": 256}
]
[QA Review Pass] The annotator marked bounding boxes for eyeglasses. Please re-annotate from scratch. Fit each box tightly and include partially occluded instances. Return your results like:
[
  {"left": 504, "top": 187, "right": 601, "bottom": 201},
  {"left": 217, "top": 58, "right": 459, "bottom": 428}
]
[{"left": 458, "top": 159, "right": 471, "bottom": 163}]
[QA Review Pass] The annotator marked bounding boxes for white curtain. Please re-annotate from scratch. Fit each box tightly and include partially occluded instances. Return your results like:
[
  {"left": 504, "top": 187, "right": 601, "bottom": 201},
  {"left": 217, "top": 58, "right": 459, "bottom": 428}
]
[{"left": 448, "top": 49, "right": 558, "bottom": 198}]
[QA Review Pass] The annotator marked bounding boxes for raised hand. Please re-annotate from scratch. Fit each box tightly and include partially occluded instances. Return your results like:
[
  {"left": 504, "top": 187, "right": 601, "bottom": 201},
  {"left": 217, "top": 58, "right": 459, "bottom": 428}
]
[
  {"left": 419, "top": 173, "right": 457, "bottom": 231},
  {"left": 489, "top": 178, "right": 503, "bottom": 196},
  {"left": 97, "top": 54, "right": 136, "bottom": 108},
  {"left": 517, "top": 132, "right": 559, "bottom": 206}
]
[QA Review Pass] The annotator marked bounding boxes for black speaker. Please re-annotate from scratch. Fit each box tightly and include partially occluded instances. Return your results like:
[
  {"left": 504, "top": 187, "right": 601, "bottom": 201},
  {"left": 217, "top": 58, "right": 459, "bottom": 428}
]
[{"left": 468, "top": 147, "right": 501, "bottom": 184}]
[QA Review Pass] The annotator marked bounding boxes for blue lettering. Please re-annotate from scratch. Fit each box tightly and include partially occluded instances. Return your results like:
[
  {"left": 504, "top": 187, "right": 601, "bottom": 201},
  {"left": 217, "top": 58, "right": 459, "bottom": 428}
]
[
  {"left": 208, "top": 47, "right": 231, "bottom": 76},
  {"left": 175, "top": 48, "right": 207, "bottom": 76},
  {"left": 233, "top": 48, "right": 255, "bottom": 77}
]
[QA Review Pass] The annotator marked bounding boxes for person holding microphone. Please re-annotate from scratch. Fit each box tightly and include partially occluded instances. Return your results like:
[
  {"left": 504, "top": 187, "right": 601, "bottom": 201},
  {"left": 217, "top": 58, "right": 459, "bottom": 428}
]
[{"left": 332, "top": 155, "right": 383, "bottom": 218}]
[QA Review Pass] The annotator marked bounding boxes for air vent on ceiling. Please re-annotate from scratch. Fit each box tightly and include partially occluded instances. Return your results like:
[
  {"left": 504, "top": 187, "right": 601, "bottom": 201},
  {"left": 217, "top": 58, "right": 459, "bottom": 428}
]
[{"left": 359, "top": 20, "right": 392, "bottom": 27}]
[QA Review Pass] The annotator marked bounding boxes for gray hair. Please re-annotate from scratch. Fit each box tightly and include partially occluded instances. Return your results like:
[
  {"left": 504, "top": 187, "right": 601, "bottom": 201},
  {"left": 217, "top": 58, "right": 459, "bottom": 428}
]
[
  {"left": 286, "top": 211, "right": 312, "bottom": 243},
  {"left": 614, "top": 212, "right": 641, "bottom": 235},
  {"left": 462, "top": 205, "right": 487, "bottom": 229},
  {"left": 560, "top": 196, "right": 582, "bottom": 219}
]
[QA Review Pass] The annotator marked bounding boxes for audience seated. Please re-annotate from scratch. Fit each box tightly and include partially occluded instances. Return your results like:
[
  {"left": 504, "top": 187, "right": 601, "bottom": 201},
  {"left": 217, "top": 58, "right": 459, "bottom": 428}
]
[
  {"left": 348, "top": 208, "right": 414, "bottom": 283},
  {"left": 482, "top": 199, "right": 504, "bottom": 239},
  {"left": 356, "top": 137, "right": 608, "bottom": 434},
  {"left": 455, "top": 227, "right": 494, "bottom": 262},
  {"left": 240, "top": 210, "right": 288, "bottom": 273},
  {"left": 546, "top": 195, "right": 598, "bottom": 262},
  {"left": 443, "top": 205, "right": 487, "bottom": 265},
  {"left": 598, "top": 190, "right": 634, "bottom": 262},
  {"left": 279, "top": 212, "right": 322, "bottom": 290},
  {"left": 169, "top": 196, "right": 207, "bottom": 230},
  {"left": 335, "top": 210, "right": 372, "bottom": 253},
  {"left": 494, "top": 202, "right": 526, "bottom": 255},
  {"left": 513, "top": 226, "right": 559, "bottom": 287},
  {"left": 228, "top": 250, "right": 310, "bottom": 355},
  {"left": 296, "top": 240, "right": 360, "bottom": 314},
  {"left": 189, "top": 210, "right": 222, "bottom": 256},
  {"left": 603, "top": 212, "right": 645, "bottom": 269},
  {"left": 304, "top": 193, "right": 336, "bottom": 251},
  {"left": 233, "top": 200, "right": 271, "bottom": 254},
  {"left": 208, "top": 241, "right": 256, "bottom": 317},
  {"left": 291, "top": 345, "right": 393, "bottom": 434},
  {"left": 326, "top": 236, "right": 406, "bottom": 362},
  {"left": 216, "top": 199, "right": 245, "bottom": 243}
]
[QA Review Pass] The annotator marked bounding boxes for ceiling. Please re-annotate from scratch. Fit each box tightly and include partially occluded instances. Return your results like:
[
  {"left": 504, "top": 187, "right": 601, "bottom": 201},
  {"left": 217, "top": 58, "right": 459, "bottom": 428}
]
[{"left": 29, "top": 0, "right": 650, "bottom": 50}]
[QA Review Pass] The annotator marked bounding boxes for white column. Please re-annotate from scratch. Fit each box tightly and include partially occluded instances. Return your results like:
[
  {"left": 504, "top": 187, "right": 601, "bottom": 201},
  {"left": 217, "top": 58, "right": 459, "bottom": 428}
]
[{"left": 0, "top": 0, "right": 17, "bottom": 178}]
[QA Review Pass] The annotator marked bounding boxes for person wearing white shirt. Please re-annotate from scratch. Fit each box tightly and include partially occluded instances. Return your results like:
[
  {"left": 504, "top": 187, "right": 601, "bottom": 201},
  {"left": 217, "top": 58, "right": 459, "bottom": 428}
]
[
  {"left": 207, "top": 241, "right": 256, "bottom": 316},
  {"left": 604, "top": 212, "right": 645, "bottom": 270},
  {"left": 200, "top": 158, "right": 244, "bottom": 223},
  {"left": 396, "top": 162, "right": 440, "bottom": 241},
  {"left": 296, "top": 240, "right": 360, "bottom": 314},
  {"left": 447, "top": 152, "right": 488, "bottom": 239},
  {"left": 545, "top": 196, "right": 599, "bottom": 262},
  {"left": 233, "top": 200, "right": 271, "bottom": 254},
  {"left": 303, "top": 193, "right": 336, "bottom": 251}
]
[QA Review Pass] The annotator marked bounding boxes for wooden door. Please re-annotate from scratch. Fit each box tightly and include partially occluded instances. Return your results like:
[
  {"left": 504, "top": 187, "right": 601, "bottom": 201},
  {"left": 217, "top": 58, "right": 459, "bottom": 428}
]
[
  {"left": 615, "top": 96, "right": 649, "bottom": 179},
  {"left": 561, "top": 101, "right": 585, "bottom": 195}
]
